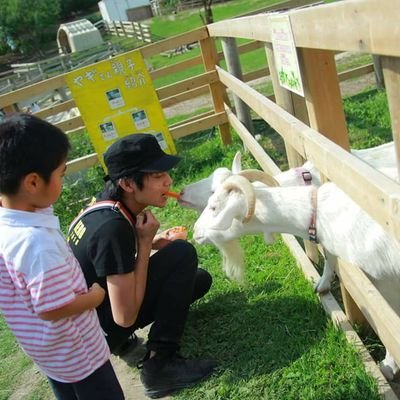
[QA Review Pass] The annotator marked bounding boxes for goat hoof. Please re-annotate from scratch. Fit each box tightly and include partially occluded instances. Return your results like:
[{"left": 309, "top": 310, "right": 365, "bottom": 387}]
[
  {"left": 314, "top": 281, "right": 331, "bottom": 294},
  {"left": 380, "top": 363, "right": 395, "bottom": 381}
]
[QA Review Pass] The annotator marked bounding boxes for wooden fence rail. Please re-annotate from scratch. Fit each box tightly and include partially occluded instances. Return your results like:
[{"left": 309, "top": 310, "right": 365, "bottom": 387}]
[{"left": 96, "top": 20, "right": 152, "bottom": 43}]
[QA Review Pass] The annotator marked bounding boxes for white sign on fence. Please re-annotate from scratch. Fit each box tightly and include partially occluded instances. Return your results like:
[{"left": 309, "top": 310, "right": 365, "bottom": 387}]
[{"left": 270, "top": 14, "right": 304, "bottom": 97}]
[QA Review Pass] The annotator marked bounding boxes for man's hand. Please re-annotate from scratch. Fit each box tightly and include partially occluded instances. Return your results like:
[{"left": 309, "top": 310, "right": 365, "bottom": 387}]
[
  {"left": 152, "top": 226, "right": 187, "bottom": 250},
  {"left": 136, "top": 210, "right": 160, "bottom": 245}
]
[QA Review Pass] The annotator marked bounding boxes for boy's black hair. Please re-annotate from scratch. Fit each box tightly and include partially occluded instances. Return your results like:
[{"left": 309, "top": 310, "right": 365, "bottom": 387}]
[
  {"left": 0, "top": 113, "right": 70, "bottom": 195},
  {"left": 98, "top": 171, "right": 146, "bottom": 202}
]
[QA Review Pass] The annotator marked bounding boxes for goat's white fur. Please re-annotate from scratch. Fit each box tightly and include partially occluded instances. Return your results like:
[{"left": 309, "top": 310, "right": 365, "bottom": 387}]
[
  {"left": 193, "top": 177, "right": 400, "bottom": 380},
  {"left": 179, "top": 141, "right": 398, "bottom": 213}
]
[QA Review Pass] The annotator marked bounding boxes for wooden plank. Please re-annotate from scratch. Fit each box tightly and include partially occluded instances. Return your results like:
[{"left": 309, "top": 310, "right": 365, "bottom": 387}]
[
  {"left": 338, "top": 64, "right": 374, "bottom": 82},
  {"left": 55, "top": 115, "right": 84, "bottom": 133},
  {"left": 160, "top": 85, "right": 209, "bottom": 108},
  {"left": 200, "top": 36, "right": 231, "bottom": 144},
  {"left": 208, "top": 1, "right": 400, "bottom": 57},
  {"left": 170, "top": 111, "right": 227, "bottom": 139},
  {"left": 299, "top": 48, "right": 350, "bottom": 150},
  {"left": 242, "top": 68, "right": 270, "bottom": 83},
  {"left": 225, "top": 104, "right": 281, "bottom": 175},
  {"left": 169, "top": 110, "right": 214, "bottom": 128},
  {"left": 381, "top": 56, "right": 400, "bottom": 178},
  {"left": 66, "top": 153, "right": 99, "bottom": 176},
  {"left": 156, "top": 71, "right": 217, "bottom": 100},
  {"left": 216, "top": 66, "right": 400, "bottom": 243},
  {"left": 150, "top": 56, "right": 203, "bottom": 80},
  {"left": 299, "top": 47, "right": 350, "bottom": 268},
  {"left": 140, "top": 27, "right": 209, "bottom": 58},
  {"left": 35, "top": 99, "right": 76, "bottom": 119},
  {"left": 0, "top": 74, "right": 67, "bottom": 108},
  {"left": 336, "top": 259, "right": 400, "bottom": 375}
]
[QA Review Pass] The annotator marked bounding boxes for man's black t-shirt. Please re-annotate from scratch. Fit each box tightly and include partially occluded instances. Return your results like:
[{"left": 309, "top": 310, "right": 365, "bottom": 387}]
[{"left": 68, "top": 207, "right": 136, "bottom": 333}]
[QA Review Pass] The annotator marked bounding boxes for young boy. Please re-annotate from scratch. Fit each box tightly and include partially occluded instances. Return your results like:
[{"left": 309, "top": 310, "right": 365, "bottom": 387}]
[{"left": 0, "top": 114, "right": 124, "bottom": 400}]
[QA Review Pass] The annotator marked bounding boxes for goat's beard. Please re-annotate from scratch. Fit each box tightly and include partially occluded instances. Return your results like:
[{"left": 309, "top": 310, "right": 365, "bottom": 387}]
[{"left": 213, "top": 239, "right": 245, "bottom": 282}]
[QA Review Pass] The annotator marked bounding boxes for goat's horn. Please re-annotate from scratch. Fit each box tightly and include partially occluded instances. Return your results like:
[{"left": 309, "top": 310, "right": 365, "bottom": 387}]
[
  {"left": 222, "top": 175, "right": 255, "bottom": 223},
  {"left": 238, "top": 169, "right": 279, "bottom": 187}
]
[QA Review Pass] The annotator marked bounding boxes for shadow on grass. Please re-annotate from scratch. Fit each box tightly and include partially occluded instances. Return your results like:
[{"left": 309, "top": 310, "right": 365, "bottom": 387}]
[
  {"left": 116, "top": 283, "right": 325, "bottom": 377},
  {"left": 182, "top": 287, "right": 326, "bottom": 378}
]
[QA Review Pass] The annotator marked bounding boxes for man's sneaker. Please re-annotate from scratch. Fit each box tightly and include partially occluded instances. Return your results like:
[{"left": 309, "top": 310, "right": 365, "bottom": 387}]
[
  {"left": 112, "top": 333, "right": 138, "bottom": 356},
  {"left": 138, "top": 352, "right": 216, "bottom": 399}
]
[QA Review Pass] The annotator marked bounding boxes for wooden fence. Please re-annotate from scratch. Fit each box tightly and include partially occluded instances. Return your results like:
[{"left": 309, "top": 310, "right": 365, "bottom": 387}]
[
  {"left": 0, "top": 0, "right": 397, "bottom": 396},
  {"left": 95, "top": 20, "right": 152, "bottom": 43}
]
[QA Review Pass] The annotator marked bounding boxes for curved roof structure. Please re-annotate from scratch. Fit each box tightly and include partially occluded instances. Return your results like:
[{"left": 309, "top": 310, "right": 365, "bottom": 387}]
[{"left": 57, "top": 19, "right": 104, "bottom": 54}]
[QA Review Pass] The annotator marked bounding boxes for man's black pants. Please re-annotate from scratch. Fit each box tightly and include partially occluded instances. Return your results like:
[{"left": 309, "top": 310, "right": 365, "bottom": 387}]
[{"left": 106, "top": 240, "right": 212, "bottom": 353}]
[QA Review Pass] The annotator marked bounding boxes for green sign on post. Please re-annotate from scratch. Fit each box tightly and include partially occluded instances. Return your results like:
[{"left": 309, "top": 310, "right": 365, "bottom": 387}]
[{"left": 270, "top": 14, "right": 304, "bottom": 97}]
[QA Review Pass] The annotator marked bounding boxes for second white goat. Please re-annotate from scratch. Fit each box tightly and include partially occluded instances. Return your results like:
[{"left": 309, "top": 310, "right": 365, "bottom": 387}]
[
  {"left": 179, "top": 141, "right": 397, "bottom": 212},
  {"left": 193, "top": 174, "right": 400, "bottom": 380}
]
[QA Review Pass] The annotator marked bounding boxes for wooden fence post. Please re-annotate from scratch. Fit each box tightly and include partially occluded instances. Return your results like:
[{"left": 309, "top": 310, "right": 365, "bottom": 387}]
[
  {"left": 113, "top": 21, "right": 119, "bottom": 37},
  {"left": 221, "top": 37, "right": 254, "bottom": 134},
  {"left": 373, "top": 55, "right": 385, "bottom": 90},
  {"left": 381, "top": 56, "right": 400, "bottom": 180},
  {"left": 265, "top": 42, "right": 319, "bottom": 263},
  {"left": 120, "top": 21, "right": 127, "bottom": 37},
  {"left": 298, "top": 47, "right": 366, "bottom": 326},
  {"left": 200, "top": 36, "right": 231, "bottom": 145}
]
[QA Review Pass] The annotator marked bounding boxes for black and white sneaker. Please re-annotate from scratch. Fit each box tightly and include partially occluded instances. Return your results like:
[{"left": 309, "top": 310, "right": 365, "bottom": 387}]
[{"left": 139, "top": 351, "right": 216, "bottom": 399}]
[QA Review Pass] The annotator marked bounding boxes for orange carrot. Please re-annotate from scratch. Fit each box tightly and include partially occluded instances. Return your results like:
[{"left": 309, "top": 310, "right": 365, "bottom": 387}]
[{"left": 165, "top": 191, "right": 180, "bottom": 199}]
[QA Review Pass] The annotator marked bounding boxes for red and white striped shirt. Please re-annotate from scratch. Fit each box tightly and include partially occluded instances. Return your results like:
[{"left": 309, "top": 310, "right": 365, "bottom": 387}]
[{"left": 0, "top": 206, "right": 110, "bottom": 382}]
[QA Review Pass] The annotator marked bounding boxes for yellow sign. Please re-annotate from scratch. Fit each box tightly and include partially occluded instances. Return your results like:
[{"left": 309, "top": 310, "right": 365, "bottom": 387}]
[{"left": 65, "top": 50, "right": 176, "bottom": 170}]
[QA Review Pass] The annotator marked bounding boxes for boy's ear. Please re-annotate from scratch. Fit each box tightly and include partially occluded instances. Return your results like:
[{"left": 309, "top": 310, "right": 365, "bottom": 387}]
[
  {"left": 118, "top": 178, "right": 137, "bottom": 193},
  {"left": 22, "top": 172, "right": 41, "bottom": 194}
]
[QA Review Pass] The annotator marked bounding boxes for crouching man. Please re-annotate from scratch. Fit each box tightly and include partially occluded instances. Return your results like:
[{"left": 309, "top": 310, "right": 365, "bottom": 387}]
[{"left": 68, "top": 133, "right": 215, "bottom": 399}]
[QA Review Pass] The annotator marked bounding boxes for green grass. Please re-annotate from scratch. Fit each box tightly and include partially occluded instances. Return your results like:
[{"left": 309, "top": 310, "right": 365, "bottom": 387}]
[
  {"left": 0, "top": 318, "right": 35, "bottom": 400},
  {"left": 148, "top": 0, "right": 283, "bottom": 39},
  {"left": 344, "top": 89, "right": 392, "bottom": 148}
]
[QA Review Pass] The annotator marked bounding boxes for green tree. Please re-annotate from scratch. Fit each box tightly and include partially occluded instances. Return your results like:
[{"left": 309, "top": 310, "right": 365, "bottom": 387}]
[
  {"left": 0, "top": 0, "right": 60, "bottom": 54},
  {"left": 60, "top": 0, "right": 99, "bottom": 18},
  {"left": 201, "top": 0, "right": 214, "bottom": 24}
]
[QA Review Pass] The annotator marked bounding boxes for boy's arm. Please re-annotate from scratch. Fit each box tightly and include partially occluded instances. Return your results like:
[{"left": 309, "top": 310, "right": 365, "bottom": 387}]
[{"left": 38, "top": 283, "right": 105, "bottom": 321}]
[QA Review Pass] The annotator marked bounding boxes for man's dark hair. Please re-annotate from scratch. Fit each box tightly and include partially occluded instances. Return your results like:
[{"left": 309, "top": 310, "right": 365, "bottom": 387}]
[
  {"left": 98, "top": 171, "right": 146, "bottom": 202},
  {"left": 0, "top": 113, "right": 70, "bottom": 195}
]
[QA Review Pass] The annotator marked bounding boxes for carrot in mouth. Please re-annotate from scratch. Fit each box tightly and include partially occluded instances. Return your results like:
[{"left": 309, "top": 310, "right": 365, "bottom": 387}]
[{"left": 165, "top": 191, "right": 181, "bottom": 199}]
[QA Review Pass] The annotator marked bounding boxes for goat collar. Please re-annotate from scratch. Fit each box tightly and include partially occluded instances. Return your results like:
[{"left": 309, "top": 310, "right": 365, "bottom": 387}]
[
  {"left": 295, "top": 167, "right": 312, "bottom": 185},
  {"left": 308, "top": 187, "right": 318, "bottom": 243}
]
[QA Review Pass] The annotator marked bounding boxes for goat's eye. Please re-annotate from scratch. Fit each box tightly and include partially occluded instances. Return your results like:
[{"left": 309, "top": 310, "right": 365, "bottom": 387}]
[{"left": 209, "top": 206, "right": 216, "bottom": 211}]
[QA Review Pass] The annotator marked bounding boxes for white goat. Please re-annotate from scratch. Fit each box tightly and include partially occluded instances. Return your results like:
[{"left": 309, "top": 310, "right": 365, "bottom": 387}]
[
  {"left": 193, "top": 174, "right": 400, "bottom": 380},
  {"left": 179, "top": 141, "right": 398, "bottom": 212}
]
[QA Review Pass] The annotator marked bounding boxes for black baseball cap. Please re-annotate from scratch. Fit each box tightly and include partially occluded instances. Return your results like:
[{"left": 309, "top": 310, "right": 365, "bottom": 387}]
[{"left": 104, "top": 133, "right": 181, "bottom": 180}]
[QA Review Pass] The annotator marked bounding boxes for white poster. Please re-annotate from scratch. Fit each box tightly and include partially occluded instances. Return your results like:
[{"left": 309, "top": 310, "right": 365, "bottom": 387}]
[{"left": 270, "top": 14, "right": 304, "bottom": 97}]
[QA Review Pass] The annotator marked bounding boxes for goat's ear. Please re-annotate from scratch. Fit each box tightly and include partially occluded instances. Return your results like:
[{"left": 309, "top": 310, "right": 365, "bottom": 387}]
[
  {"left": 209, "top": 191, "right": 245, "bottom": 231},
  {"left": 231, "top": 151, "right": 242, "bottom": 174}
]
